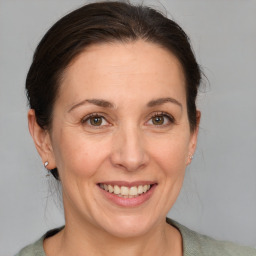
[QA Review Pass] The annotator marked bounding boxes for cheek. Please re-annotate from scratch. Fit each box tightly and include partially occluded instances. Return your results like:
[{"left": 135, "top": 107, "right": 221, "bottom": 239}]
[
  {"left": 147, "top": 133, "right": 190, "bottom": 175},
  {"left": 52, "top": 130, "right": 110, "bottom": 179}
]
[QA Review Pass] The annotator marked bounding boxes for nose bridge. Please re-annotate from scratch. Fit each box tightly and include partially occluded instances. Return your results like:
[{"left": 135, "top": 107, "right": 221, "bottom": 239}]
[{"left": 110, "top": 123, "right": 148, "bottom": 171}]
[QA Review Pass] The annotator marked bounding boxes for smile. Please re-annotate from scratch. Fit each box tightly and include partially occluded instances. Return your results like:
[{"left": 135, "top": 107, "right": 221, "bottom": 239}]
[{"left": 99, "top": 183, "right": 152, "bottom": 198}]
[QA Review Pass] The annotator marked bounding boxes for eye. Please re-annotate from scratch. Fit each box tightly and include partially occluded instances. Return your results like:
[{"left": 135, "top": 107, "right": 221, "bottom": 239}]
[
  {"left": 147, "top": 112, "right": 174, "bottom": 126},
  {"left": 81, "top": 114, "right": 109, "bottom": 127},
  {"left": 152, "top": 116, "right": 165, "bottom": 125}
]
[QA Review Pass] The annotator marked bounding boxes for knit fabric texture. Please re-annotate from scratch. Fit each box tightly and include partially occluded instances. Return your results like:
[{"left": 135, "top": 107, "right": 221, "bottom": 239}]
[{"left": 16, "top": 218, "right": 256, "bottom": 256}]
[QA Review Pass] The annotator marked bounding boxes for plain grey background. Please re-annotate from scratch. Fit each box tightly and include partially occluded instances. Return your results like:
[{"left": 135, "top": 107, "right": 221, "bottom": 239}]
[{"left": 0, "top": 0, "right": 255, "bottom": 255}]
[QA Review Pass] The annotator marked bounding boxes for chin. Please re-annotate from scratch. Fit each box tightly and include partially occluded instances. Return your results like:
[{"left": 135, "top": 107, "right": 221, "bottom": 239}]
[{"left": 98, "top": 214, "right": 158, "bottom": 238}]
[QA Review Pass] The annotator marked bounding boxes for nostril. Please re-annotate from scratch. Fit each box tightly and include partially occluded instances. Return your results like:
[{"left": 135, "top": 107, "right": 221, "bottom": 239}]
[
  {"left": 109, "top": 128, "right": 149, "bottom": 171},
  {"left": 110, "top": 151, "right": 149, "bottom": 172}
]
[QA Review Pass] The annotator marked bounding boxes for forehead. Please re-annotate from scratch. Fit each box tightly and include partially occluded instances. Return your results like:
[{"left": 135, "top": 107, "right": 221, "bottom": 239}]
[{"left": 59, "top": 40, "right": 186, "bottom": 106}]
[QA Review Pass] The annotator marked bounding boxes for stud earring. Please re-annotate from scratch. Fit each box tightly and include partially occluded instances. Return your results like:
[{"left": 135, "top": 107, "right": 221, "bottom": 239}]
[
  {"left": 188, "top": 154, "right": 194, "bottom": 164},
  {"left": 44, "top": 161, "right": 50, "bottom": 177},
  {"left": 44, "top": 161, "right": 49, "bottom": 168}
]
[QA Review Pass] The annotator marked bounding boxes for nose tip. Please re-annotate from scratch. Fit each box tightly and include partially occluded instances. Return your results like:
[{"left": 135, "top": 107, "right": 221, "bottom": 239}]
[{"left": 110, "top": 128, "right": 149, "bottom": 172}]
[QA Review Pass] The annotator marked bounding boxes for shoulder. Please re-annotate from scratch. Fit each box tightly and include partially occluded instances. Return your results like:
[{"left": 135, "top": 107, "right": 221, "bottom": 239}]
[
  {"left": 15, "top": 227, "right": 64, "bottom": 256},
  {"left": 15, "top": 237, "right": 45, "bottom": 256},
  {"left": 167, "top": 218, "right": 256, "bottom": 256}
]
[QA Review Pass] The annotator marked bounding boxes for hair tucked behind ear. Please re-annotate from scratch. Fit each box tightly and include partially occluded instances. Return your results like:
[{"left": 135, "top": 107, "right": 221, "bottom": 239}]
[{"left": 26, "top": 1, "right": 201, "bottom": 180}]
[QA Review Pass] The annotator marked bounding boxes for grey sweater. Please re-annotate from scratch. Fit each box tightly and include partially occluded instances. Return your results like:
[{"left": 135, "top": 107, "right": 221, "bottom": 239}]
[{"left": 16, "top": 219, "right": 256, "bottom": 256}]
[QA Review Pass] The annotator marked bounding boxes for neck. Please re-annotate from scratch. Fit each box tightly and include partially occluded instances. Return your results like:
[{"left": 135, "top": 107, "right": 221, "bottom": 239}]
[{"left": 44, "top": 217, "right": 182, "bottom": 256}]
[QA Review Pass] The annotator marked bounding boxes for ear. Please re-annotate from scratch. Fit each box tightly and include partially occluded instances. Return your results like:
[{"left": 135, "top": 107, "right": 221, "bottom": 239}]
[
  {"left": 28, "top": 109, "right": 56, "bottom": 169},
  {"left": 187, "top": 110, "right": 201, "bottom": 165}
]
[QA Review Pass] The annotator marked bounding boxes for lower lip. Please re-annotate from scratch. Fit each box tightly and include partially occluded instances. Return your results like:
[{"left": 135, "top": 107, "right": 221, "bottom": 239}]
[{"left": 98, "top": 184, "right": 157, "bottom": 207}]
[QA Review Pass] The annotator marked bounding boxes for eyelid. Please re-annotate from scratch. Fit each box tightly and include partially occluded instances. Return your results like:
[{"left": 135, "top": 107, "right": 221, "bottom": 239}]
[
  {"left": 80, "top": 111, "right": 175, "bottom": 128},
  {"left": 81, "top": 112, "right": 111, "bottom": 127},
  {"left": 145, "top": 111, "right": 175, "bottom": 126}
]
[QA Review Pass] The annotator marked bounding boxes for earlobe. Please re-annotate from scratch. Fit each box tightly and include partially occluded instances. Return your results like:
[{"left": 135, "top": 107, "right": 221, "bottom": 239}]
[{"left": 27, "top": 109, "right": 56, "bottom": 169}]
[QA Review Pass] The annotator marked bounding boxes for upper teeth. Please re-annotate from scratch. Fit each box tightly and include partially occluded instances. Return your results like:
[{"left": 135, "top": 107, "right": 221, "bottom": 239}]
[{"left": 100, "top": 184, "right": 151, "bottom": 197}]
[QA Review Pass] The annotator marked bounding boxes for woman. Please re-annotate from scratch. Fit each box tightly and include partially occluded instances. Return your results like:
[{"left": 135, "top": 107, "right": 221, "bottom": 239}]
[{"left": 16, "top": 1, "right": 256, "bottom": 255}]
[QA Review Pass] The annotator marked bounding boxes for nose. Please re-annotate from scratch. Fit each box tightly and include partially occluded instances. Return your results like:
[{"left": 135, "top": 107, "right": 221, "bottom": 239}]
[{"left": 110, "top": 126, "right": 149, "bottom": 172}]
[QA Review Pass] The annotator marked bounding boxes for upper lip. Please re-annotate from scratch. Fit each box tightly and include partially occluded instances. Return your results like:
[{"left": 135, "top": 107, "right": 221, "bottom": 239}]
[{"left": 98, "top": 181, "right": 157, "bottom": 187}]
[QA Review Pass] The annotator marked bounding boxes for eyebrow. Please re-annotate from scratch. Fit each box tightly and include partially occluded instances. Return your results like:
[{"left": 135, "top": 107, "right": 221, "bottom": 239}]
[
  {"left": 68, "top": 97, "right": 182, "bottom": 112},
  {"left": 147, "top": 97, "right": 182, "bottom": 109},
  {"left": 68, "top": 99, "right": 114, "bottom": 112}
]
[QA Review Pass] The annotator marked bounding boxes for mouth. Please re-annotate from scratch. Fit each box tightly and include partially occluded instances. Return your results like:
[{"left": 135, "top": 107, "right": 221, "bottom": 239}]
[{"left": 98, "top": 183, "right": 153, "bottom": 198}]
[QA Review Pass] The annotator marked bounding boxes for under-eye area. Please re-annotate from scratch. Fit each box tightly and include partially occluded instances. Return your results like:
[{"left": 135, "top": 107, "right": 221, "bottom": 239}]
[{"left": 15, "top": 0, "right": 256, "bottom": 255}]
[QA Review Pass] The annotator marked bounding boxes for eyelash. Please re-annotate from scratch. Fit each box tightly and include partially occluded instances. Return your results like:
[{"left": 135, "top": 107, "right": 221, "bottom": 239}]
[
  {"left": 147, "top": 112, "right": 175, "bottom": 126},
  {"left": 81, "top": 113, "right": 109, "bottom": 128},
  {"left": 81, "top": 112, "right": 175, "bottom": 128}
]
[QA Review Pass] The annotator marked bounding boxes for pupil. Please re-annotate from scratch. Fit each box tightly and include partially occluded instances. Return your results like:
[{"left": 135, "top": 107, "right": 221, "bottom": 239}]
[
  {"left": 153, "top": 116, "right": 164, "bottom": 125},
  {"left": 91, "top": 117, "right": 102, "bottom": 126}
]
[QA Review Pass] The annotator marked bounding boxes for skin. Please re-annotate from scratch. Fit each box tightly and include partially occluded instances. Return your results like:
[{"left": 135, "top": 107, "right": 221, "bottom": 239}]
[{"left": 28, "top": 40, "right": 200, "bottom": 256}]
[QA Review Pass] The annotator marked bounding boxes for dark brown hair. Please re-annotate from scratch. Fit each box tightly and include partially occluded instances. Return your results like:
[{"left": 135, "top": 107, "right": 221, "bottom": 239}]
[{"left": 26, "top": 1, "right": 201, "bottom": 179}]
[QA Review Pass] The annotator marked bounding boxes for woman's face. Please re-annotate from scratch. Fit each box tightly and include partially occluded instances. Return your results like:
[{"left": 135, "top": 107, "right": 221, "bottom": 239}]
[{"left": 45, "top": 41, "right": 199, "bottom": 237}]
